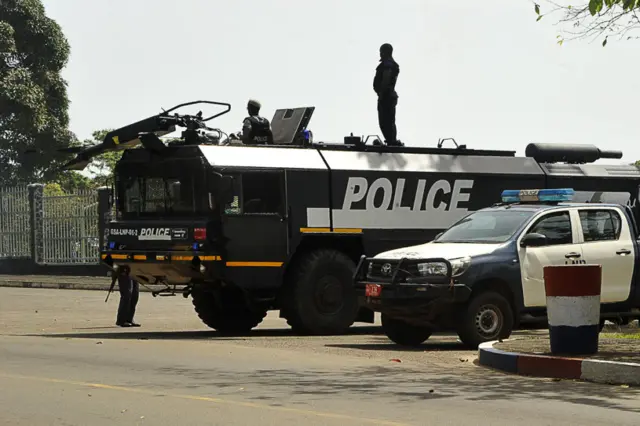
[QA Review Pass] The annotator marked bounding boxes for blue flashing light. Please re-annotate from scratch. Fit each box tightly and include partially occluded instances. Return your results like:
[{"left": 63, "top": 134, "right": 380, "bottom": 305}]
[
  {"left": 501, "top": 188, "right": 575, "bottom": 203},
  {"left": 192, "top": 242, "right": 199, "bottom": 250},
  {"left": 108, "top": 241, "right": 116, "bottom": 249}
]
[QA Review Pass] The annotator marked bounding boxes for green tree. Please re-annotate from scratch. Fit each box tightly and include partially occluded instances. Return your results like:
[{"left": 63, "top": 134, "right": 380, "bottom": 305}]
[
  {"left": 49, "top": 170, "right": 97, "bottom": 193},
  {"left": 81, "top": 129, "right": 122, "bottom": 187},
  {"left": 0, "top": 0, "right": 75, "bottom": 186},
  {"left": 534, "top": 0, "right": 640, "bottom": 46}
]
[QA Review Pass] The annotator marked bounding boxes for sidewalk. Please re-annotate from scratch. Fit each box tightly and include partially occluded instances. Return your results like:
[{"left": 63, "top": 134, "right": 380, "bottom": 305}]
[
  {"left": 0, "top": 274, "right": 165, "bottom": 292},
  {"left": 479, "top": 332, "right": 640, "bottom": 387}
]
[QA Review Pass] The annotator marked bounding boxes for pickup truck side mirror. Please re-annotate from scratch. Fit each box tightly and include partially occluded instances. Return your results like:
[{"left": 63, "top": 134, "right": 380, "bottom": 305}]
[{"left": 520, "top": 232, "right": 547, "bottom": 248}]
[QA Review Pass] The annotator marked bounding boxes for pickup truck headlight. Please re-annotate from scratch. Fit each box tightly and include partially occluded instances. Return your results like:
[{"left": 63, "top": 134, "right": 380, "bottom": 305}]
[
  {"left": 416, "top": 261, "right": 449, "bottom": 276},
  {"left": 416, "top": 256, "right": 471, "bottom": 278}
]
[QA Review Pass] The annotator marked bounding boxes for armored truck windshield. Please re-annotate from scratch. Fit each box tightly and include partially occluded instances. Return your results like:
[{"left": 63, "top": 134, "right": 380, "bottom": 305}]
[{"left": 115, "top": 153, "right": 212, "bottom": 219}]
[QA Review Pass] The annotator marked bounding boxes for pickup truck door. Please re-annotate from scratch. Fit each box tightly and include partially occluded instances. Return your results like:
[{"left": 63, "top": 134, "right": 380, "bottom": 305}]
[
  {"left": 518, "top": 209, "right": 584, "bottom": 308},
  {"left": 576, "top": 207, "right": 634, "bottom": 303}
]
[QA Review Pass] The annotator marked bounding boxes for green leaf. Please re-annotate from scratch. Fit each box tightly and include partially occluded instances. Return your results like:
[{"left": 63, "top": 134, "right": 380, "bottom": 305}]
[
  {"left": 535, "top": 3, "right": 540, "bottom": 14},
  {"left": 537, "top": 15, "right": 543, "bottom": 21},
  {"left": 589, "top": 0, "right": 604, "bottom": 15},
  {"left": 602, "top": 36, "right": 608, "bottom": 46}
]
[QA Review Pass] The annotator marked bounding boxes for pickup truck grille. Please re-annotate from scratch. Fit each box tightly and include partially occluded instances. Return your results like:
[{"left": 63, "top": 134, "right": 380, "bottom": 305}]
[{"left": 367, "top": 260, "right": 419, "bottom": 282}]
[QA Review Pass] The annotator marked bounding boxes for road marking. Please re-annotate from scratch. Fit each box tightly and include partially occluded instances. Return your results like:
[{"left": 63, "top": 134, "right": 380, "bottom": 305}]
[{"left": 0, "top": 371, "right": 408, "bottom": 426}]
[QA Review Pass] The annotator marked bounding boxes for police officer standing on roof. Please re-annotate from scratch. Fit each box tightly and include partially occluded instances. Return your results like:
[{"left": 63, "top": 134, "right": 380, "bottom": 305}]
[
  {"left": 241, "top": 99, "right": 274, "bottom": 145},
  {"left": 373, "top": 43, "right": 402, "bottom": 146}
]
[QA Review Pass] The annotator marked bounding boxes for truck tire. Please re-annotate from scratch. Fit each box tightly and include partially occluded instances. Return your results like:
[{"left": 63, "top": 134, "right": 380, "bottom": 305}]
[
  {"left": 456, "top": 291, "right": 514, "bottom": 349},
  {"left": 284, "top": 249, "right": 359, "bottom": 335},
  {"left": 381, "top": 314, "right": 433, "bottom": 347},
  {"left": 191, "top": 288, "right": 266, "bottom": 333}
]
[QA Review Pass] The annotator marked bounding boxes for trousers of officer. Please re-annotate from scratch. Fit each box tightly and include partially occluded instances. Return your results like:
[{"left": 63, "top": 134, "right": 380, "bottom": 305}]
[
  {"left": 377, "top": 93, "right": 398, "bottom": 144},
  {"left": 117, "top": 275, "right": 139, "bottom": 324}
]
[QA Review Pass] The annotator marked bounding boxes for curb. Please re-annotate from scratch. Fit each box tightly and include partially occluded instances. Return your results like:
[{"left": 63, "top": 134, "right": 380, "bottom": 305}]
[
  {"left": 0, "top": 280, "right": 163, "bottom": 293},
  {"left": 478, "top": 340, "right": 640, "bottom": 386}
]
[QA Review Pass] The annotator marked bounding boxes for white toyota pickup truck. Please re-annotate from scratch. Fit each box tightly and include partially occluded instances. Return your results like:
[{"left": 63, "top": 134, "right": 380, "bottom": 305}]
[{"left": 353, "top": 188, "right": 640, "bottom": 348}]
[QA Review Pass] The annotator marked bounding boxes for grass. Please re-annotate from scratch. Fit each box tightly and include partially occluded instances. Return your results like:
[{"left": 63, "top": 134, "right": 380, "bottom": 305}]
[{"left": 602, "top": 332, "right": 640, "bottom": 340}]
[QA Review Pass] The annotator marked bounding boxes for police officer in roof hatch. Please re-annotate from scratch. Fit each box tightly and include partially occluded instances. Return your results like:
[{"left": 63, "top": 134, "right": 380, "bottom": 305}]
[
  {"left": 241, "top": 99, "right": 274, "bottom": 145},
  {"left": 373, "top": 43, "right": 402, "bottom": 146}
]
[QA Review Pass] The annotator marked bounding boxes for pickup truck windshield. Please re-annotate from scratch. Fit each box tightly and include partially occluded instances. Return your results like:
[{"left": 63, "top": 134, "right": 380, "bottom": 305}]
[{"left": 434, "top": 210, "right": 536, "bottom": 243}]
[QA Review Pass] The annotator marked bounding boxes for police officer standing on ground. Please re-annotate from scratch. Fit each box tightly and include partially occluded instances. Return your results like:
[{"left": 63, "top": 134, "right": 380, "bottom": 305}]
[
  {"left": 116, "top": 266, "right": 140, "bottom": 327},
  {"left": 373, "top": 43, "right": 402, "bottom": 146},
  {"left": 241, "top": 99, "right": 274, "bottom": 145}
]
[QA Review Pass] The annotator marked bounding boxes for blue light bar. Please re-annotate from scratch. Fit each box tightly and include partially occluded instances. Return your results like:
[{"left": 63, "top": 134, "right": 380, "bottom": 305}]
[{"left": 501, "top": 188, "right": 575, "bottom": 203}]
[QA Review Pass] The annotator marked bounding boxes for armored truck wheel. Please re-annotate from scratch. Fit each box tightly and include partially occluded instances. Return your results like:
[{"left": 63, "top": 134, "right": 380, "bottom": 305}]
[
  {"left": 283, "top": 249, "right": 359, "bottom": 335},
  {"left": 381, "top": 314, "right": 433, "bottom": 346},
  {"left": 191, "top": 287, "right": 266, "bottom": 333},
  {"left": 456, "top": 291, "right": 514, "bottom": 349}
]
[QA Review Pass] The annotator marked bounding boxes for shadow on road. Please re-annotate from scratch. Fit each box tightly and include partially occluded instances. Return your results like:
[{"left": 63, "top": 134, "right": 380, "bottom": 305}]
[
  {"left": 140, "top": 363, "right": 640, "bottom": 414},
  {"left": 326, "top": 336, "right": 467, "bottom": 352},
  {"left": 26, "top": 326, "right": 386, "bottom": 341}
]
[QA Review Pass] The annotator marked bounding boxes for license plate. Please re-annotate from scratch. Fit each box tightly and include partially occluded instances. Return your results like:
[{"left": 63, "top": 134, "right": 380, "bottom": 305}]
[{"left": 365, "top": 284, "right": 382, "bottom": 297}]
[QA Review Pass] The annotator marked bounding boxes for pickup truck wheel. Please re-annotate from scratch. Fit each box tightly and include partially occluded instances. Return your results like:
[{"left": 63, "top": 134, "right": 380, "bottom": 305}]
[
  {"left": 456, "top": 291, "right": 514, "bottom": 349},
  {"left": 283, "top": 249, "right": 359, "bottom": 335},
  {"left": 191, "top": 288, "right": 266, "bottom": 333},
  {"left": 381, "top": 314, "right": 432, "bottom": 347}
]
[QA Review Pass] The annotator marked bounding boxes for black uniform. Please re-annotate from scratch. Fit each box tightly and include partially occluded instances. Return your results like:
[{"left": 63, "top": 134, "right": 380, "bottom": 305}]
[
  {"left": 242, "top": 115, "right": 274, "bottom": 145},
  {"left": 116, "top": 274, "right": 139, "bottom": 327},
  {"left": 373, "top": 58, "right": 400, "bottom": 145}
]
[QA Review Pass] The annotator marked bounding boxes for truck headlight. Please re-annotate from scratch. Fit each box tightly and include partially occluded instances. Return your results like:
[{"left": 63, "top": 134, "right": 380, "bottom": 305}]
[
  {"left": 450, "top": 256, "right": 471, "bottom": 277},
  {"left": 416, "top": 261, "right": 449, "bottom": 276},
  {"left": 416, "top": 256, "right": 471, "bottom": 278}
]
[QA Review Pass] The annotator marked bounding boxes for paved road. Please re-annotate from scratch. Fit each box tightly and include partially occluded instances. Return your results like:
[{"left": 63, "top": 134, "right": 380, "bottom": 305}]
[{"left": 0, "top": 287, "right": 639, "bottom": 425}]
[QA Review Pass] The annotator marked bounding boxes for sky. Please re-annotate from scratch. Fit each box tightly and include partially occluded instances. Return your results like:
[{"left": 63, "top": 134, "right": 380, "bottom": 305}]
[{"left": 42, "top": 0, "right": 639, "bottom": 164}]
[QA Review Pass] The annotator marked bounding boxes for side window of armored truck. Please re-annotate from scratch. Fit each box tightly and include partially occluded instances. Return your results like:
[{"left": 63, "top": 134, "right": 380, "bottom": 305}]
[
  {"left": 240, "top": 172, "right": 283, "bottom": 215},
  {"left": 526, "top": 211, "right": 573, "bottom": 246},
  {"left": 221, "top": 172, "right": 283, "bottom": 215},
  {"left": 578, "top": 209, "right": 622, "bottom": 242}
]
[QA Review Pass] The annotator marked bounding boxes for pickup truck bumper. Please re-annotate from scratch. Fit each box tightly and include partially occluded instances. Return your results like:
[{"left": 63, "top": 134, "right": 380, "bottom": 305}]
[{"left": 353, "top": 255, "right": 472, "bottom": 317}]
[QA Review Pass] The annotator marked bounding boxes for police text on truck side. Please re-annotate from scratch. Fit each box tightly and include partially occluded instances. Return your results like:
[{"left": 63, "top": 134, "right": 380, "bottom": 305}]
[
  {"left": 306, "top": 177, "right": 475, "bottom": 229},
  {"left": 139, "top": 228, "right": 172, "bottom": 241}
]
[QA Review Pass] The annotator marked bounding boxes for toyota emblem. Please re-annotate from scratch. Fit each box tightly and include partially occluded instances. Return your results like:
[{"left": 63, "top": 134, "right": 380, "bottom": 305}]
[{"left": 381, "top": 263, "right": 392, "bottom": 275}]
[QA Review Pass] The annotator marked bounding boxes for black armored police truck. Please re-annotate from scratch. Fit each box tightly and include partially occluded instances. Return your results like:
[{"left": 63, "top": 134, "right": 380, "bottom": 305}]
[{"left": 62, "top": 100, "right": 640, "bottom": 335}]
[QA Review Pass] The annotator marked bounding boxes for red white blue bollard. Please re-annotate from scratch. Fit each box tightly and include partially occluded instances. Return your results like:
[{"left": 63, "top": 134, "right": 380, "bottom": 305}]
[{"left": 543, "top": 265, "right": 602, "bottom": 355}]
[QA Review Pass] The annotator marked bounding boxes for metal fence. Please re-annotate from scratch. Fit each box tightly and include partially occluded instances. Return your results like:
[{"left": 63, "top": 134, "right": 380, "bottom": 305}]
[
  {"left": 0, "top": 186, "right": 31, "bottom": 258},
  {"left": 0, "top": 184, "right": 103, "bottom": 265},
  {"left": 37, "top": 188, "right": 101, "bottom": 265}
]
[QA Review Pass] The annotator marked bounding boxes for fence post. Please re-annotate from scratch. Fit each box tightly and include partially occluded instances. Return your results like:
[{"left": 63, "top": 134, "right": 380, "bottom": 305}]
[
  {"left": 97, "top": 186, "right": 113, "bottom": 252},
  {"left": 28, "top": 183, "right": 45, "bottom": 265}
]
